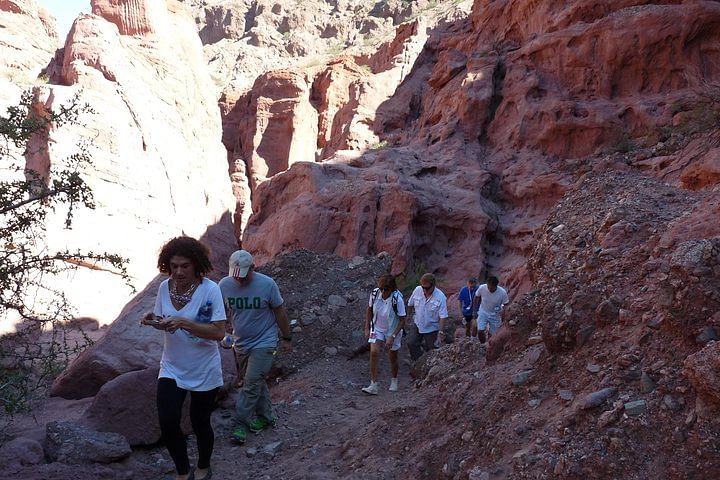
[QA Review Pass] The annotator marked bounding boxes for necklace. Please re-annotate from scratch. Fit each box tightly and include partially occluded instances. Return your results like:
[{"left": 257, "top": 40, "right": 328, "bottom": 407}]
[{"left": 170, "top": 280, "right": 197, "bottom": 307}]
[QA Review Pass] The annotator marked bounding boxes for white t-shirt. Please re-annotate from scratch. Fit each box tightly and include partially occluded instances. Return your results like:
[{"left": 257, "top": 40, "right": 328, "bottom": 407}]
[
  {"left": 154, "top": 277, "right": 226, "bottom": 391},
  {"left": 408, "top": 286, "right": 449, "bottom": 334},
  {"left": 368, "top": 291, "right": 407, "bottom": 332},
  {"left": 475, "top": 284, "right": 509, "bottom": 317}
]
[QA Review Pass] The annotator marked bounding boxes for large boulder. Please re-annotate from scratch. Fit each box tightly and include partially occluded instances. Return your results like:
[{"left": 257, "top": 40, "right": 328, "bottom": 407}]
[
  {"left": 242, "top": 150, "right": 494, "bottom": 280},
  {"left": 82, "top": 367, "right": 187, "bottom": 445},
  {"left": 82, "top": 352, "right": 236, "bottom": 445},
  {"left": 684, "top": 341, "right": 720, "bottom": 417},
  {"left": 51, "top": 280, "right": 163, "bottom": 398},
  {"left": 45, "top": 421, "right": 131, "bottom": 464},
  {"left": 0, "top": 437, "right": 45, "bottom": 467}
]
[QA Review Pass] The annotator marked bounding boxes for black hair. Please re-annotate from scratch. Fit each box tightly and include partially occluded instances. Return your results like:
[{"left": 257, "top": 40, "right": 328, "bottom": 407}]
[
  {"left": 157, "top": 236, "right": 213, "bottom": 276},
  {"left": 487, "top": 275, "right": 499, "bottom": 287},
  {"left": 378, "top": 273, "right": 397, "bottom": 290}
]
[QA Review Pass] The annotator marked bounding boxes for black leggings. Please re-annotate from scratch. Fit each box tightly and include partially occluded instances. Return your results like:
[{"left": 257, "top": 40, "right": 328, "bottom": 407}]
[{"left": 157, "top": 378, "right": 218, "bottom": 475}]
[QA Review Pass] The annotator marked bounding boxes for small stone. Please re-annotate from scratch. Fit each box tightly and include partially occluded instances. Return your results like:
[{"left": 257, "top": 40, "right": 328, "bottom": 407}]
[
  {"left": 324, "top": 347, "right": 338, "bottom": 356},
  {"left": 349, "top": 256, "right": 365, "bottom": 267},
  {"left": 597, "top": 405, "right": 622, "bottom": 428},
  {"left": 319, "top": 315, "right": 333, "bottom": 326},
  {"left": 586, "top": 364, "right": 601, "bottom": 373},
  {"left": 328, "top": 295, "right": 347, "bottom": 307},
  {"left": 552, "top": 224, "right": 566, "bottom": 233},
  {"left": 576, "top": 326, "right": 595, "bottom": 347},
  {"left": 262, "top": 441, "right": 283, "bottom": 459},
  {"left": 246, "top": 447, "right": 258, "bottom": 457},
  {"left": 292, "top": 326, "right": 303, "bottom": 333},
  {"left": 663, "top": 394, "right": 681, "bottom": 411},
  {"left": 526, "top": 336, "right": 543, "bottom": 346},
  {"left": 511, "top": 370, "right": 533, "bottom": 386},
  {"left": 461, "top": 430, "right": 474, "bottom": 442},
  {"left": 647, "top": 317, "right": 663, "bottom": 329},
  {"left": 640, "top": 372, "right": 656, "bottom": 393},
  {"left": 528, "top": 399, "right": 541, "bottom": 408},
  {"left": 528, "top": 348, "right": 542, "bottom": 364},
  {"left": 581, "top": 388, "right": 617, "bottom": 409},
  {"left": 624, "top": 400, "right": 647, "bottom": 416},
  {"left": 696, "top": 326, "right": 719, "bottom": 345},
  {"left": 300, "top": 315, "right": 316, "bottom": 326},
  {"left": 672, "top": 428, "right": 685, "bottom": 443},
  {"left": 558, "top": 390, "right": 574, "bottom": 401},
  {"left": 468, "top": 467, "right": 490, "bottom": 480}
]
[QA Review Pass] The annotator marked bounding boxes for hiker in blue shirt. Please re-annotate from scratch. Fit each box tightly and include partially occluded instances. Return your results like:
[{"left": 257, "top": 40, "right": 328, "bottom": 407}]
[{"left": 458, "top": 277, "right": 479, "bottom": 340}]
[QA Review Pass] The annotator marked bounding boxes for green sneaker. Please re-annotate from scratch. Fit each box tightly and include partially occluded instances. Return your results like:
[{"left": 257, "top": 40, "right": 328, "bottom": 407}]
[
  {"left": 231, "top": 426, "right": 248, "bottom": 444},
  {"left": 248, "top": 417, "right": 276, "bottom": 433}
]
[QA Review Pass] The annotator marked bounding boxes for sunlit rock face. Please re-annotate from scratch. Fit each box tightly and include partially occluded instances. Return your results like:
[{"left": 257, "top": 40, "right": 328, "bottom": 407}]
[
  {"left": 0, "top": 0, "right": 237, "bottom": 333},
  {"left": 0, "top": 0, "right": 58, "bottom": 80},
  {"left": 227, "top": 0, "right": 720, "bottom": 296}
]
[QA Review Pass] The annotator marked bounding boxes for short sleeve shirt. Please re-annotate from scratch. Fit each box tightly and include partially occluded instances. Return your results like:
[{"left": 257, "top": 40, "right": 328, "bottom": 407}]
[
  {"left": 408, "top": 286, "right": 449, "bottom": 334},
  {"left": 474, "top": 284, "right": 509, "bottom": 316},
  {"left": 154, "top": 277, "right": 226, "bottom": 391},
  {"left": 458, "top": 285, "right": 478, "bottom": 316},
  {"left": 219, "top": 272, "right": 284, "bottom": 351},
  {"left": 369, "top": 290, "right": 407, "bottom": 332}
]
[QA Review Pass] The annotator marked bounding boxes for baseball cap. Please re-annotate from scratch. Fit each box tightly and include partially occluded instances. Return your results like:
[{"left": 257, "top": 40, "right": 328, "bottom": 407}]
[{"left": 229, "top": 250, "right": 253, "bottom": 278}]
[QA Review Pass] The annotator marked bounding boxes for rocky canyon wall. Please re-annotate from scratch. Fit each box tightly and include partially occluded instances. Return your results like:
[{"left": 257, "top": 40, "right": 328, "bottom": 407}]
[
  {"left": 217, "top": 0, "right": 720, "bottom": 297},
  {"left": 0, "top": 0, "right": 236, "bottom": 333}
]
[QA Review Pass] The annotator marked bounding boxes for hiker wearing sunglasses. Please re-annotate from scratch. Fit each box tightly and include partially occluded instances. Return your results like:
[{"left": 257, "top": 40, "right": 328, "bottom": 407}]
[
  {"left": 362, "top": 274, "right": 407, "bottom": 395},
  {"left": 406, "top": 273, "right": 449, "bottom": 361}
]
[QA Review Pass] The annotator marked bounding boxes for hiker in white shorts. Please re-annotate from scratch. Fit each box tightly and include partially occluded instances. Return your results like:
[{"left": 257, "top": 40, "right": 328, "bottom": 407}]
[
  {"left": 362, "top": 274, "right": 407, "bottom": 395},
  {"left": 472, "top": 275, "right": 510, "bottom": 343}
]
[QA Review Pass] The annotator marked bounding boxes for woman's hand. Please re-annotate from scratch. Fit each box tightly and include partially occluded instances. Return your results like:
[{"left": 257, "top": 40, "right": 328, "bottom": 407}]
[
  {"left": 163, "top": 316, "right": 187, "bottom": 333},
  {"left": 141, "top": 312, "right": 168, "bottom": 330}
]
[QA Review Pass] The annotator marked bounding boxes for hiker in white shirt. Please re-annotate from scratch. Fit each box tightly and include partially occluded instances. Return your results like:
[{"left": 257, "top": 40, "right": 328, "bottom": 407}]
[
  {"left": 362, "top": 274, "right": 407, "bottom": 395},
  {"left": 140, "top": 236, "right": 226, "bottom": 480},
  {"left": 471, "top": 275, "right": 510, "bottom": 343},
  {"left": 406, "top": 273, "right": 449, "bottom": 361}
]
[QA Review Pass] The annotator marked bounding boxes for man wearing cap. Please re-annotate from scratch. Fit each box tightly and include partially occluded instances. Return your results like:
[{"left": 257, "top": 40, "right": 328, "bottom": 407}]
[{"left": 219, "top": 250, "right": 292, "bottom": 444}]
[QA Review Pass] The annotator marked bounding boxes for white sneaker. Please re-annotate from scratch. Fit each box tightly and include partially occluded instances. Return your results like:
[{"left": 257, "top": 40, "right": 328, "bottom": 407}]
[
  {"left": 361, "top": 382, "right": 379, "bottom": 395},
  {"left": 389, "top": 378, "right": 399, "bottom": 392}
]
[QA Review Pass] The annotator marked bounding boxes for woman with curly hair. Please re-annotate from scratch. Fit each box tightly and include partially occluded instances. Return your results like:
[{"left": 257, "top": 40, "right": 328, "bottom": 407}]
[{"left": 141, "top": 236, "right": 226, "bottom": 480}]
